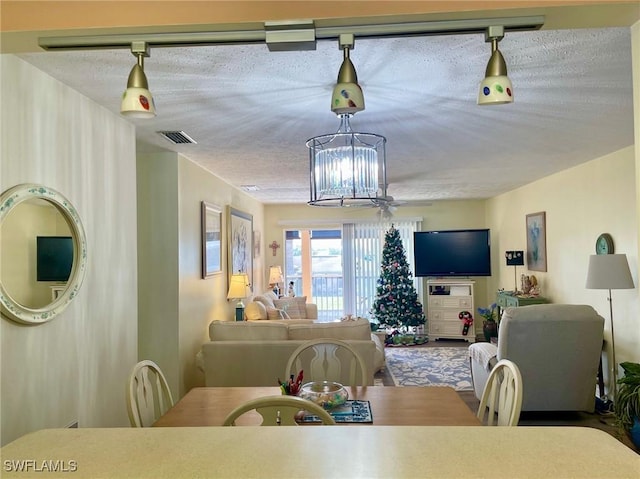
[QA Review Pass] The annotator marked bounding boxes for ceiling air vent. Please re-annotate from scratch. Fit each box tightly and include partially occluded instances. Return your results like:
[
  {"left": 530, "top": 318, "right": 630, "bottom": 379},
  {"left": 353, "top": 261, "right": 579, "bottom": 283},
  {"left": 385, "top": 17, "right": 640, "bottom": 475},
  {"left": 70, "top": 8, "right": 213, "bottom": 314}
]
[{"left": 157, "top": 131, "right": 197, "bottom": 145}]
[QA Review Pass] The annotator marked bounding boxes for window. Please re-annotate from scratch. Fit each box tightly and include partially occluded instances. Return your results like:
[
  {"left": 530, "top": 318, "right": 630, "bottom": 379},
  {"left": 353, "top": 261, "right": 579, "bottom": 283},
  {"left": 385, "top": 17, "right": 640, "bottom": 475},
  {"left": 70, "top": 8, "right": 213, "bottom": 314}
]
[{"left": 285, "top": 220, "right": 421, "bottom": 322}]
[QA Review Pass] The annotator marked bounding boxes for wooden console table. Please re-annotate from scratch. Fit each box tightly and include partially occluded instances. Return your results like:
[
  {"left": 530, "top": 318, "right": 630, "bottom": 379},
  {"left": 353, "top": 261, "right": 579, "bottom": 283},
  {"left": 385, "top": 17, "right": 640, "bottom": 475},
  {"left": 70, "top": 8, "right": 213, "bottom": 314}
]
[{"left": 496, "top": 291, "right": 549, "bottom": 318}]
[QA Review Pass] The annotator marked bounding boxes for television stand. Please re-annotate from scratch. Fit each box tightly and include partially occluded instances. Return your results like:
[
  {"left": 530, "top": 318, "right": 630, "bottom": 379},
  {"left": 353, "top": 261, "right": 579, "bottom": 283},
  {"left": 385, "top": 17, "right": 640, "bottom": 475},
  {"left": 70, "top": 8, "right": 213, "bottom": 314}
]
[{"left": 427, "top": 279, "right": 476, "bottom": 343}]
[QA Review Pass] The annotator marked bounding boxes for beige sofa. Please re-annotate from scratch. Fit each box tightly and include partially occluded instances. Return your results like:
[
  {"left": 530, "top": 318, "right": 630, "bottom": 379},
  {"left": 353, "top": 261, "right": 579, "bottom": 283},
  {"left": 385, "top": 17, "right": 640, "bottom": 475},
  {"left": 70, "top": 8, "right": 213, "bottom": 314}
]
[
  {"left": 199, "top": 318, "right": 385, "bottom": 387},
  {"left": 244, "top": 291, "right": 317, "bottom": 321}
]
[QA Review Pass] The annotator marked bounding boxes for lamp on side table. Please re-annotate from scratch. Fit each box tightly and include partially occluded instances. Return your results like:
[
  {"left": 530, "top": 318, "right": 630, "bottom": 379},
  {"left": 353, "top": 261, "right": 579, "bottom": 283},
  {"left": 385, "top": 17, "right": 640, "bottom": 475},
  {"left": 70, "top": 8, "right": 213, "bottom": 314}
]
[
  {"left": 227, "top": 273, "right": 250, "bottom": 321},
  {"left": 505, "top": 250, "right": 524, "bottom": 293}
]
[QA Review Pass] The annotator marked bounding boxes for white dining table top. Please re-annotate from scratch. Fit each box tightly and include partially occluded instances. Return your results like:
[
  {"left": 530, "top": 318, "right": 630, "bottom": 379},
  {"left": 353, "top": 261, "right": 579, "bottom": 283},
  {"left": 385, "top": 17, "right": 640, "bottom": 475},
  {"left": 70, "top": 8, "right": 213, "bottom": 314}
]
[{"left": 1, "top": 426, "right": 638, "bottom": 478}]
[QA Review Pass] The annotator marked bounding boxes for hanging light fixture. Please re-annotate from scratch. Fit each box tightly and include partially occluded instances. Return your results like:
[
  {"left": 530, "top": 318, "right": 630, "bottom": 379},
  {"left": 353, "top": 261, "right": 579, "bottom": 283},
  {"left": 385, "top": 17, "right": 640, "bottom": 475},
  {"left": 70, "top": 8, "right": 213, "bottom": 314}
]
[
  {"left": 307, "top": 34, "right": 388, "bottom": 208},
  {"left": 477, "top": 26, "right": 513, "bottom": 105},
  {"left": 120, "top": 41, "right": 156, "bottom": 118}
]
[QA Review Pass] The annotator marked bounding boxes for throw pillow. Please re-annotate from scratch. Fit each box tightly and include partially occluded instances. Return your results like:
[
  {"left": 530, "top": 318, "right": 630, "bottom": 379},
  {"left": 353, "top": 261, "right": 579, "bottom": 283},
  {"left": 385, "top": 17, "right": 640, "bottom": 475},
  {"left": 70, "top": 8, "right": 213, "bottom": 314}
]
[
  {"left": 245, "top": 301, "right": 267, "bottom": 320},
  {"left": 253, "top": 294, "right": 275, "bottom": 309},
  {"left": 274, "top": 298, "right": 304, "bottom": 319},
  {"left": 267, "top": 308, "right": 289, "bottom": 320}
]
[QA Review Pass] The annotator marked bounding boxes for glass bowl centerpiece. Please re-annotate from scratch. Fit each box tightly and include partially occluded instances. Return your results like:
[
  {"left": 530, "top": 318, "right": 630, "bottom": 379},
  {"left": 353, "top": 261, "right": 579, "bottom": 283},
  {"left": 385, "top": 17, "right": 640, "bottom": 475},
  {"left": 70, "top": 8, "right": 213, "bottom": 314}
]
[{"left": 299, "top": 381, "right": 348, "bottom": 410}]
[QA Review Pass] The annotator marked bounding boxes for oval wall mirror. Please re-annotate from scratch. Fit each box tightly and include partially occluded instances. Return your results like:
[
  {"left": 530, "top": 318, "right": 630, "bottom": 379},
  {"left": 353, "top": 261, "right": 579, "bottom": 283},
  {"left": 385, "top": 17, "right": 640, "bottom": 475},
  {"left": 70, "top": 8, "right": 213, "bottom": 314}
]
[{"left": 0, "top": 184, "right": 87, "bottom": 324}]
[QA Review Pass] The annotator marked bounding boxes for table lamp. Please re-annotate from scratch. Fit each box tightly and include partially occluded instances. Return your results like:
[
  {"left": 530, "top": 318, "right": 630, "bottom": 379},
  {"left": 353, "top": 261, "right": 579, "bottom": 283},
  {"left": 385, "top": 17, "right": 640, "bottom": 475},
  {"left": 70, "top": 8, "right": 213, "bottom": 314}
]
[
  {"left": 505, "top": 251, "right": 524, "bottom": 292},
  {"left": 227, "top": 273, "right": 250, "bottom": 321},
  {"left": 268, "top": 266, "right": 284, "bottom": 297},
  {"left": 585, "top": 254, "right": 634, "bottom": 401}
]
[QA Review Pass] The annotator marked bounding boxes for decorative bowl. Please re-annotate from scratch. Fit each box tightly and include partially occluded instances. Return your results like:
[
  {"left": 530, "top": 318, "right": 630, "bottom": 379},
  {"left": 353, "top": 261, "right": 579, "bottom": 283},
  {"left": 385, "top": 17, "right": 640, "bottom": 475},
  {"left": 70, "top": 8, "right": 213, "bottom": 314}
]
[{"left": 299, "top": 381, "right": 348, "bottom": 410}]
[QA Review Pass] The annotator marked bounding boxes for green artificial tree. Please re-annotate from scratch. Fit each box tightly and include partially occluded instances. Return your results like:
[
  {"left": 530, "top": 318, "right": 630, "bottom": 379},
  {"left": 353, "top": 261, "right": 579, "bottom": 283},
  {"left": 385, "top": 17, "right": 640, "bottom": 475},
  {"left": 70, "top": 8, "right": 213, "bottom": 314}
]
[{"left": 371, "top": 225, "right": 426, "bottom": 334}]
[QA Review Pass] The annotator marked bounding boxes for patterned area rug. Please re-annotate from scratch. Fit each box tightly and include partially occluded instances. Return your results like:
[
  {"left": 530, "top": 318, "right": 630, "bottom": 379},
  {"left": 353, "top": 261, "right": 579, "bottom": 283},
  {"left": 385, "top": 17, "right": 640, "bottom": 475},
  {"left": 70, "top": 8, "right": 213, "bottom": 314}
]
[{"left": 385, "top": 347, "right": 473, "bottom": 391}]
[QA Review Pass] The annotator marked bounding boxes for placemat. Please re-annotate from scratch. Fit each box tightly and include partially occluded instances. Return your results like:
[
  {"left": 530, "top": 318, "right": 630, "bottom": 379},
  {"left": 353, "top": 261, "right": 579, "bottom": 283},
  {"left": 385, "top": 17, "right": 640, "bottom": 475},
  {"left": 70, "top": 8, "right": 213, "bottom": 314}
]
[{"left": 300, "top": 400, "right": 373, "bottom": 423}]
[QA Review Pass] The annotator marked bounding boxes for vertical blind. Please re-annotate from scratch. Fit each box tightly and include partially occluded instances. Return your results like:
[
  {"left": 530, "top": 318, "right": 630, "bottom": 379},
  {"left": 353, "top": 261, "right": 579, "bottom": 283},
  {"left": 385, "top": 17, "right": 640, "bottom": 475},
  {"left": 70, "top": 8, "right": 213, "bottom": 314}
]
[{"left": 345, "top": 220, "right": 422, "bottom": 318}]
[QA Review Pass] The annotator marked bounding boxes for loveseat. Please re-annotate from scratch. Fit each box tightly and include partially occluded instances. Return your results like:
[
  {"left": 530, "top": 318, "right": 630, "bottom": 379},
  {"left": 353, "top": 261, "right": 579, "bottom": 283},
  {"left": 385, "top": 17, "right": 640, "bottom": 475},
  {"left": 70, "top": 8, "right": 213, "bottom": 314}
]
[
  {"left": 198, "top": 318, "right": 385, "bottom": 386},
  {"left": 244, "top": 291, "right": 317, "bottom": 321},
  {"left": 468, "top": 304, "right": 604, "bottom": 412}
]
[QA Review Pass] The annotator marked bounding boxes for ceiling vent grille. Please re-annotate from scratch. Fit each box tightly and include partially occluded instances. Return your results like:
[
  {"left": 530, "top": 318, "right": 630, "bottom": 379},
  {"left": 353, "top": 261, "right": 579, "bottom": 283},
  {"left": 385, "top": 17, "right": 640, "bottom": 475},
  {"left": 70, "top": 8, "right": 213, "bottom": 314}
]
[{"left": 157, "top": 131, "right": 197, "bottom": 145}]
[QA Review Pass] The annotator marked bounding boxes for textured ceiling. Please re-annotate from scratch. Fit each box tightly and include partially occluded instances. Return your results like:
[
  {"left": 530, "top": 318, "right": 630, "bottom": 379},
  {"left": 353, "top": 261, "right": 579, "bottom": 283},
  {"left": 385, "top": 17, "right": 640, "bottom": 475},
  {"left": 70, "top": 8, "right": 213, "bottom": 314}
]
[{"left": 18, "top": 26, "right": 633, "bottom": 204}]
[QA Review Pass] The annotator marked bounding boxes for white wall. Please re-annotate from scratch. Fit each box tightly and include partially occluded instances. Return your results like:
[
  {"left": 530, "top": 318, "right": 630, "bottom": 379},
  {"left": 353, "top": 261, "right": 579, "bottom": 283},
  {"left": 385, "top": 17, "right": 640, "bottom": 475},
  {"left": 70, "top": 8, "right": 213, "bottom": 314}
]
[{"left": 1, "top": 55, "right": 138, "bottom": 445}]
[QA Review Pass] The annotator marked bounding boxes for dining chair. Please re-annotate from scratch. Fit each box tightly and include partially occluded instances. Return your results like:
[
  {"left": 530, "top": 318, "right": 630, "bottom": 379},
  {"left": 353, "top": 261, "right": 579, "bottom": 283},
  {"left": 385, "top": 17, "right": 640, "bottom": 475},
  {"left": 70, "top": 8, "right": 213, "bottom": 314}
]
[
  {"left": 285, "top": 338, "right": 368, "bottom": 386},
  {"left": 222, "top": 395, "right": 336, "bottom": 426},
  {"left": 127, "top": 359, "right": 174, "bottom": 427},
  {"left": 476, "top": 359, "right": 523, "bottom": 426}
]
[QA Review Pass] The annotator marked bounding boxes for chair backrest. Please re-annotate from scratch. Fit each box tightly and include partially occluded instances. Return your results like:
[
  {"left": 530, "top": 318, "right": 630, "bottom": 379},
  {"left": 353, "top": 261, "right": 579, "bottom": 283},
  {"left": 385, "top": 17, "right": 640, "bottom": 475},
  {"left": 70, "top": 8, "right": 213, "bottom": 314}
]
[
  {"left": 285, "top": 338, "right": 368, "bottom": 386},
  {"left": 222, "top": 395, "right": 336, "bottom": 426},
  {"left": 477, "top": 359, "right": 523, "bottom": 426},
  {"left": 127, "top": 360, "right": 174, "bottom": 427},
  {"left": 498, "top": 304, "right": 604, "bottom": 412}
]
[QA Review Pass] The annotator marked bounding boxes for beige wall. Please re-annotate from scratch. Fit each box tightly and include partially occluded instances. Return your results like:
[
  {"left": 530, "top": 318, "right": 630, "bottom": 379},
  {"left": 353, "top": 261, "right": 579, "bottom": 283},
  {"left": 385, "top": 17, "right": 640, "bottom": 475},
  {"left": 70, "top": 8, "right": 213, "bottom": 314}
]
[
  {"left": 138, "top": 151, "right": 264, "bottom": 399},
  {"left": 487, "top": 146, "right": 639, "bottom": 373},
  {"left": 1, "top": 55, "right": 138, "bottom": 445}
]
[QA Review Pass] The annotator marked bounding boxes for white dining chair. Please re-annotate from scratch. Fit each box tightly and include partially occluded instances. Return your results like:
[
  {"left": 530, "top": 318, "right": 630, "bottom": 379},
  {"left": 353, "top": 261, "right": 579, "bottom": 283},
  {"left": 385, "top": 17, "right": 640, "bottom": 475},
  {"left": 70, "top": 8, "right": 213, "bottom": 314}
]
[
  {"left": 222, "top": 395, "right": 336, "bottom": 426},
  {"left": 126, "top": 360, "right": 174, "bottom": 427},
  {"left": 476, "top": 359, "right": 523, "bottom": 426},
  {"left": 285, "top": 338, "right": 368, "bottom": 386}
]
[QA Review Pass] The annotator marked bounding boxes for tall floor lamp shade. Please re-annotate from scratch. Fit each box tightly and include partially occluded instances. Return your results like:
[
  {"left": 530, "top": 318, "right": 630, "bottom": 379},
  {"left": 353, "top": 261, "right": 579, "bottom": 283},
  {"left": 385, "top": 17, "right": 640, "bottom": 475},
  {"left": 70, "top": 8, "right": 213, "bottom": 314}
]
[{"left": 585, "top": 254, "right": 634, "bottom": 400}]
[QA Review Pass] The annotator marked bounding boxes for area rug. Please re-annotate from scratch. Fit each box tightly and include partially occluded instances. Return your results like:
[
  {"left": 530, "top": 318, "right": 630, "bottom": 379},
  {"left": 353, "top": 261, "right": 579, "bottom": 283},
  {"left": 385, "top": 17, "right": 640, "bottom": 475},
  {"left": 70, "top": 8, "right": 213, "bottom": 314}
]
[{"left": 385, "top": 347, "right": 473, "bottom": 391}]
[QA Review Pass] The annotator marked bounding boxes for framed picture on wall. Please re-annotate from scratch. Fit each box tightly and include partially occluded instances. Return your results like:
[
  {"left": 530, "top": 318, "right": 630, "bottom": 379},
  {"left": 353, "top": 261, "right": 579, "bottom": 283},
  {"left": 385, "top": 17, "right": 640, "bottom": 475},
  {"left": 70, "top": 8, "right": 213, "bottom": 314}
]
[
  {"left": 227, "top": 206, "right": 253, "bottom": 290},
  {"left": 526, "top": 211, "right": 547, "bottom": 272},
  {"left": 201, "top": 201, "right": 222, "bottom": 278}
]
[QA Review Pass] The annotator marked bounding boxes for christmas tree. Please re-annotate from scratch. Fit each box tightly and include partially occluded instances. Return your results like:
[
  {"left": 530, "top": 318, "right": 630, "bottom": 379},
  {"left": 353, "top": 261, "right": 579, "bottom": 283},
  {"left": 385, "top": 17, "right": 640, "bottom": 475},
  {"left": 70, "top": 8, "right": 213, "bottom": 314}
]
[{"left": 371, "top": 225, "right": 426, "bottom": 332}]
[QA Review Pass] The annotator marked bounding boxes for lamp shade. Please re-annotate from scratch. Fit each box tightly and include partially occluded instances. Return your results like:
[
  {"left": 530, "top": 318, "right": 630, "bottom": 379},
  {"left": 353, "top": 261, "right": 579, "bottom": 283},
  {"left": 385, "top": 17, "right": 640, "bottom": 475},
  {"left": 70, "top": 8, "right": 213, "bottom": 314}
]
[
  {"left": 120, "top": 57, "right": 156, "bottom": 118},
  {"left": 585, "top": 254, "right": 634, "bottom": 290},
  {"left": 307, "top": 115, "right": 387, "bottom": 207},
  {"left": 268, "top": 266, "right": 283, "bottom": 285},
  {"left": 227, "top": 273, "right": 250, "bottom": 299}
]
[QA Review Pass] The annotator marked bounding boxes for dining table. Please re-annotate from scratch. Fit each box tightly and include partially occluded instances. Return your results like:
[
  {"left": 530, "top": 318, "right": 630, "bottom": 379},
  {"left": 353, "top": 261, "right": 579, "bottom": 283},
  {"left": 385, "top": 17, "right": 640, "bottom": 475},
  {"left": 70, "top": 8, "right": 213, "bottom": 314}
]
[
  {"left": 2, "top": 426, "right": 638, "bottom": 478},
  {"left": 153, "top": 385, "right": 482, "bottom": 427}
]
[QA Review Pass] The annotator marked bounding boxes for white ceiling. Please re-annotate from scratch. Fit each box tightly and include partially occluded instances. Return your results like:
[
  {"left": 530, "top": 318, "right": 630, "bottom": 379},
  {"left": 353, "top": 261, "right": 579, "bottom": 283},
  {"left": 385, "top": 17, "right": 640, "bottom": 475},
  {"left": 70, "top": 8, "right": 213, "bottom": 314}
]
[{"left": 17, "top": 26, "right": 633, "bottom": 205}]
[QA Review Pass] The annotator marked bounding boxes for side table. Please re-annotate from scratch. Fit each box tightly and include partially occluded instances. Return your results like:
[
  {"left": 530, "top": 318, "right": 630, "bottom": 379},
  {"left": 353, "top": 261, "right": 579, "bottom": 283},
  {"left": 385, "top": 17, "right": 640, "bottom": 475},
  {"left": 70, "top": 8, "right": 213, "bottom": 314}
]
[{"left": 495, "top": 291, "right": 550, "bottom": 319}]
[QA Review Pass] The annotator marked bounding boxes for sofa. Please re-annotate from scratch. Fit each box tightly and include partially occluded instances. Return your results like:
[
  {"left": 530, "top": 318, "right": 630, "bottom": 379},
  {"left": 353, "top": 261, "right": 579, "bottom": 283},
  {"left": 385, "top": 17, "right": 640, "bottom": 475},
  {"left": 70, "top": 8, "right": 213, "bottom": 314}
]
[
  {"left": 244, "top": 291, "right": 317, "bottom": 321},
  {"left": 468, "top": 304, "right": 604, "bottom": 412},
  {"left": 198, "top": 317, "right": 386, "bottom": 387}
]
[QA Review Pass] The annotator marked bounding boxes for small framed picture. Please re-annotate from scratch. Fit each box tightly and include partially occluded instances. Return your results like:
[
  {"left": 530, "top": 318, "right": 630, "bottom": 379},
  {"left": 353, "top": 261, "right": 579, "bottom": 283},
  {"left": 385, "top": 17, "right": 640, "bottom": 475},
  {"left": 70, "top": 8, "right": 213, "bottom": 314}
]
[
  {"left": 201, "top": 201, "right": 222, "bottom": 278},
  {"left": 526, "top": 211, "right": 547, "bottom": 272}
]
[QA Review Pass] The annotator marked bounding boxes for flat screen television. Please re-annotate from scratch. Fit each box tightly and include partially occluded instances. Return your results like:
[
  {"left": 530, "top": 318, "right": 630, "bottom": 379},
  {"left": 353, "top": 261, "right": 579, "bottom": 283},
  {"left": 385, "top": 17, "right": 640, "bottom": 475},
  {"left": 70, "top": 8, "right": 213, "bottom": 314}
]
[
  {"left": 413, "top": 229, "right": 491, "bottom": 277},
  {"left": 36, "top": 236, "right": 73, "bottom": 282}
]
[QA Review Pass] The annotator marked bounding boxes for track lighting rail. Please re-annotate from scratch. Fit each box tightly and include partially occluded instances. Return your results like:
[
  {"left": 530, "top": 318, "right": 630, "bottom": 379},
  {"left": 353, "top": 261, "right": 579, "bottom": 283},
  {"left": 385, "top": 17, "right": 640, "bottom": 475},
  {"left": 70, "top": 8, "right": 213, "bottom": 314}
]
[{"left": 39, "top": 15, "right": 544, "bottom": 51}]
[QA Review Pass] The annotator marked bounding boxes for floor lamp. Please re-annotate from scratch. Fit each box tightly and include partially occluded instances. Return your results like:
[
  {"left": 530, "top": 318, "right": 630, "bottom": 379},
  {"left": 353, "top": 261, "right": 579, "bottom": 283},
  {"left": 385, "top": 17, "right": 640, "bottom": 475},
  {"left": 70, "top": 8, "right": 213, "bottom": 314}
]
[{"left": 585, "top": 254, "right": 634, "bottom": 401}]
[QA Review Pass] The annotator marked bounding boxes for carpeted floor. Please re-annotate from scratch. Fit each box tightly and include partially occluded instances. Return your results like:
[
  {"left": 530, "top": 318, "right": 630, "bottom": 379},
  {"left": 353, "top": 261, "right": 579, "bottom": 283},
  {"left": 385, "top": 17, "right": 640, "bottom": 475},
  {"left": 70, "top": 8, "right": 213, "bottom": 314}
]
[{"left": 374, "top": 338, "right": 639, "bottom": 454}]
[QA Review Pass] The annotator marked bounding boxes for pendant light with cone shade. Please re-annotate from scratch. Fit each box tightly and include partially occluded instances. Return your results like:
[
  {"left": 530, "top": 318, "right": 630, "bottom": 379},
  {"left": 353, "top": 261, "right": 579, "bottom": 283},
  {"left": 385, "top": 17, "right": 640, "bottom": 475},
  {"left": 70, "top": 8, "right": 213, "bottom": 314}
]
[
  {"left": 477, "top": 26, "right": 513, "bottom": 105},
  {"left": 307, "top": 34, "right": 388, "bottom": 208},
  {"left": 120, "top": 41, "right": 156, "bottom": 118}
]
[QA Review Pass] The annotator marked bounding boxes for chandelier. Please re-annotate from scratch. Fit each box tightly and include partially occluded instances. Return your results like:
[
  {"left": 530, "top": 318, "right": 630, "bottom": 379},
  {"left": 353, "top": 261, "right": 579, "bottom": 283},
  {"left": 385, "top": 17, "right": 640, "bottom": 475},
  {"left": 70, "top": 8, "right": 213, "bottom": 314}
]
[{"left": 307, "top": 34, "right": 388, "bottom": 208}]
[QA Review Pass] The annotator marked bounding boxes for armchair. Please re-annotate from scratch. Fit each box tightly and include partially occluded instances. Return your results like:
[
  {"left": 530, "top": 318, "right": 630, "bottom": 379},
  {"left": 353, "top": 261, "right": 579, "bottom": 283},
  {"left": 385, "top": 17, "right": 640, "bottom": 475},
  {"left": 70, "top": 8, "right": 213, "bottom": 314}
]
[{"left": 469, "top": 304, "right": 604, "bottom": 412}]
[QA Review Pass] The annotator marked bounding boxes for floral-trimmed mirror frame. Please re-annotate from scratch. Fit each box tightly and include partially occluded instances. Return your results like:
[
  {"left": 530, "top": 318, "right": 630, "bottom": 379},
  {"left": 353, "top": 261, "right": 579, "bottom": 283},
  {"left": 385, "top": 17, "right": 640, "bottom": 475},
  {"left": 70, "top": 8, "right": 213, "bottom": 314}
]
[{"left": 0, "top": 184, "right": 88, "bottom": 324}]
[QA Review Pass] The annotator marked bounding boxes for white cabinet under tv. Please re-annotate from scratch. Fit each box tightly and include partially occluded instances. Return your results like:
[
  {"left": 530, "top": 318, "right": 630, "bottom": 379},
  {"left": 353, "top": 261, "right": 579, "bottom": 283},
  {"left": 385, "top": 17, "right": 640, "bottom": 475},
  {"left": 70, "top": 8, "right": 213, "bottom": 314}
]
[{"left": 427, "top": 279, "right": 476, "bottom": 343}]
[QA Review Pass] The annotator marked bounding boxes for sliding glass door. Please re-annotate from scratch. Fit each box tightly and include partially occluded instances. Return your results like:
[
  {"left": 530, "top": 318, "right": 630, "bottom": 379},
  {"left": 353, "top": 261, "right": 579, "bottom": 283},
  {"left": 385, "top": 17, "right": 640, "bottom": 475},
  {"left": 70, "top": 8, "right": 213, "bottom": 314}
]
[{"left": 284, "top": 221, "right": 420, "bottom": 322}]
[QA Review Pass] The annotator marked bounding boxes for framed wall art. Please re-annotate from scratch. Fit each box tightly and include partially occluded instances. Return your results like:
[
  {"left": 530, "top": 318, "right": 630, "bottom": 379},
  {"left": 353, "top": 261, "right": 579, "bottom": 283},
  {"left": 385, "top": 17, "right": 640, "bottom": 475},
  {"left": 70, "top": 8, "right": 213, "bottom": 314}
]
[
  {"left": 201, "top": 201, "right": 222, "bottom": 278},
  {"left": 526, "top": 211, "right": 547, "bottom": 272},
  {"left": 227, "top": 206, "right": 253, "bottom": 289}
]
